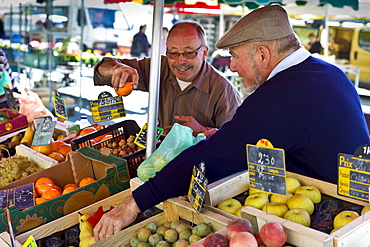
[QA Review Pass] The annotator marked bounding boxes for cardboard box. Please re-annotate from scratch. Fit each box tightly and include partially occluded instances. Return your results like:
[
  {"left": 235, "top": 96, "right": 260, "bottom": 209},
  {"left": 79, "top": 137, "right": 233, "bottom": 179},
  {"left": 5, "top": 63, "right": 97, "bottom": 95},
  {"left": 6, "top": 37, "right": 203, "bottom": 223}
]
[
  {"left": 0, "top": 147, "right": 130, "bottom": 235},
  {"left": 0, "top": 109, "right": 28, "bottom": 136},
  {"left": 0, "top": 232, "right": 22, "bottom": 247}
]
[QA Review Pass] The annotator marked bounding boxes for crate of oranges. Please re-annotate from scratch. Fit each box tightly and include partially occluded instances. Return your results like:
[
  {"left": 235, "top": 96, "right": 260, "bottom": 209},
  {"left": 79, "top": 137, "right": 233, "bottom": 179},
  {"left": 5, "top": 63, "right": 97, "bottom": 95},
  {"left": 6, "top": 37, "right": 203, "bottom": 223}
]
[
  {"left": 0, "top": 146, "right": 130, "bottom": 235},
  {"left": 70, "top": 120, "right": 148, "bottom": 178}
]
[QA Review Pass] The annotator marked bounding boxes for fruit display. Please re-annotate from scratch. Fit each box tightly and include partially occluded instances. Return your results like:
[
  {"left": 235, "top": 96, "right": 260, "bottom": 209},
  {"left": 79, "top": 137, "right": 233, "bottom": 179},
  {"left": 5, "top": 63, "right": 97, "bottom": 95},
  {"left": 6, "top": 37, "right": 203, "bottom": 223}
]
[
  {"left": 197, "top": 218, "right": 288, "bottom": 247},
  {"left": 0, "top": 132, "right": 26, "bottom": 158},
  {"left": 125, "top": 220, "right": 213, "bottom": 246},
  {"left": 0, "top": 154, "right": 43, "bottom": 187}
]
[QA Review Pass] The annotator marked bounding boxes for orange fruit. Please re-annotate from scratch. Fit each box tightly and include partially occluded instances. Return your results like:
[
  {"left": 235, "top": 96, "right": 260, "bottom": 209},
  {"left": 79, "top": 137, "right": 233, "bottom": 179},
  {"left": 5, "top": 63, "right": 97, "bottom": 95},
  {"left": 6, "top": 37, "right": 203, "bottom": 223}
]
[
  {"left": 62, "top": 187, "right": 77, "bottom": 195},
  {"left": 53, "top": 140, "right": 66, "bottom": 152},
  {"left": 79, "top": 177, "right": 96, "bottom": 187},
  {"left": 35, "top": 198, "right": 47, "bottom": 205},
  {"left": 52, "top": 184, "right": 62, "bottom": 194},
  {"left": 31, "top": 140, "right": 54, "bottom": 155},
  {"left": 79, "top": 127, "right": 97, "bottom": 137},
  {"left": 48, "top": 152, "right": 66, "bottom": 163},
  {"left": 94, "top": 124, "right": 105, "bottom": 130},
  {"left": 56, "top": 143, "right": 72, "bottom": 156},
  {"left": 101, "top": 134, "right": 113, "bottom": 142},
  {"left": 63, "top": 183, "right": 79, "bottom": 190},
  {"left": 36, "top": 184, "right": 53, "bottom": 197},
  {"left": 35, "top": 177, "right": 54, "bottom": 188},
  {"left": 41, "top": 188, "right": 61, "bottom": 200},
  {"left": 115, "top": 82, "right": 133, "bottom": 96}
]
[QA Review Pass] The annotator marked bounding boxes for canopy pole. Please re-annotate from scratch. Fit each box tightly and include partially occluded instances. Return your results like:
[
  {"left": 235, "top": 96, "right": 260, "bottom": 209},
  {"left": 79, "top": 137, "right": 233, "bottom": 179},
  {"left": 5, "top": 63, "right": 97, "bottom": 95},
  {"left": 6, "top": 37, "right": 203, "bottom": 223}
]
[
  {"left": 323, "top": 4, "right": 329, "bottom": 59},
  {"left": 146, "top": 0, "right": 164, "bottom": 157}
]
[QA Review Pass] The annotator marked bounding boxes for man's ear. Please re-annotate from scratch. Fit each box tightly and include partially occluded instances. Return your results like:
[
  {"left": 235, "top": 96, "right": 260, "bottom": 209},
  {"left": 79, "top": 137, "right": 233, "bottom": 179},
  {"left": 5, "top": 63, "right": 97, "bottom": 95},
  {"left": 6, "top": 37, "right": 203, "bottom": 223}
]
[
  {"left": 202, "top": 46, "right": 209, "bottom": 60},
  {"left": 257, "top": 45, "right": 271, "bottom": 69}
]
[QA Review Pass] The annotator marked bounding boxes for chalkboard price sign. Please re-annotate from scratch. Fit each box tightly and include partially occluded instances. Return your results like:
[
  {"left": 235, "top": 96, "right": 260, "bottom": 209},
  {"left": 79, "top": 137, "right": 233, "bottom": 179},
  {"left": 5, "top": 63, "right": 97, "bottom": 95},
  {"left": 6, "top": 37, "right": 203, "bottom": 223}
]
[
  {"left": 31, "top": 117, "right": 56, "bottom": 147},
  {"left": 188, "top": 162, "right": 208, "bottom": 214},
  {"left": 4, "top": 87, "right": 18, "bottom": 112},
  {"left": 338, "top": 148, "right": 370, "bottom": 202},
  {"left": 134, "top": 123, "right": 164, "bottom": 148},
  {"left": 0, "top": 183, "right": 34, "bottom": 209},
  {"left": 247, "top": 141, "right": 286, "bottom": 196},
  {"left": 53, "top": 94, "right": 67, "bottom": 119},
  {"left": 89, "top": 95, "right": 126, "bottom": 123}
]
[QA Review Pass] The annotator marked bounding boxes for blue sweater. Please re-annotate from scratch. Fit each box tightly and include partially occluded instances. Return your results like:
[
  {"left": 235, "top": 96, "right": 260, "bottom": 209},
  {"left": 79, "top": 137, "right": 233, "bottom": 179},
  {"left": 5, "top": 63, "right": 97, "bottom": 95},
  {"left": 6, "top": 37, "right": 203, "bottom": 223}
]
[{"left": 133, "top": 56, "right": 370, "bottom": 210}]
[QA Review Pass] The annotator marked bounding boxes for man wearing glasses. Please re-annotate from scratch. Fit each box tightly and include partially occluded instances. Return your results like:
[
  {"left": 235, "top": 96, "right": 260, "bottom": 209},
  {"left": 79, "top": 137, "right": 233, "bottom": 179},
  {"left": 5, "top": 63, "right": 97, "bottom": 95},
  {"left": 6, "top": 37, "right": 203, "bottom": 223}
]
[{"left": 93, "top": 21, "right": 241, "bottom": 136}]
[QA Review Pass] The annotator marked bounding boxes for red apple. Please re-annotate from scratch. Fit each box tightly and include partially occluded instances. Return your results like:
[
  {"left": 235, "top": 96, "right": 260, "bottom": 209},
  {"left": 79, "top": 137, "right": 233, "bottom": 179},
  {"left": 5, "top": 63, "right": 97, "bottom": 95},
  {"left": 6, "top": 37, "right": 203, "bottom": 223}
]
[
  {"left": 230, "top": 232, "right": 258, "bottom": 247},
  {"left": 259, "top": 222, "right": 287, "bottom": 247},
  {"left": 188, "top": 244, "right": 205, "bottom": 247},
  {"left": 227, "top": 218, "right": 254, "bottom": 239},
  {"left": 203, "top": 233, "right": 229, "bottom": 247}
]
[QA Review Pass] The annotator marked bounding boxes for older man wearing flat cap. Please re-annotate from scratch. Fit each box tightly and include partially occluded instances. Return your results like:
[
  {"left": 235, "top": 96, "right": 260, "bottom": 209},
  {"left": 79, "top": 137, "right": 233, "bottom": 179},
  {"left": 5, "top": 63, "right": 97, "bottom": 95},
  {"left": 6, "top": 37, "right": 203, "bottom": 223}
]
[{"left": 94, "top": 5, "right": 370, "bottom": 241}]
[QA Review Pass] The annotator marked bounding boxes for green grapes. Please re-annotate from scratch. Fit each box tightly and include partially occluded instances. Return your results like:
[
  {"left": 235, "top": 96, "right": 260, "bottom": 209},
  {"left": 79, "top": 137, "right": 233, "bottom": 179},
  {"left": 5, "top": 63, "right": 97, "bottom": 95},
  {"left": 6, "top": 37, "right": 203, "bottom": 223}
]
[{"left": 0, "top": 154, "right": 44, "bottom": 187}]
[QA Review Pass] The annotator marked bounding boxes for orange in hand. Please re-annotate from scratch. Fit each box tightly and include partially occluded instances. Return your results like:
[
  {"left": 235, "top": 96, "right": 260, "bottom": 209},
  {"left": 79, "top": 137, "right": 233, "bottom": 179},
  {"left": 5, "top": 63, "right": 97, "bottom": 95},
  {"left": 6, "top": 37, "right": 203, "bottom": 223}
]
[
  {"left": 115, "top": 82, "right": 133, "bottom": 96},
  {"left": 79, "top": 177, "right": 96, "bottom": 187}
]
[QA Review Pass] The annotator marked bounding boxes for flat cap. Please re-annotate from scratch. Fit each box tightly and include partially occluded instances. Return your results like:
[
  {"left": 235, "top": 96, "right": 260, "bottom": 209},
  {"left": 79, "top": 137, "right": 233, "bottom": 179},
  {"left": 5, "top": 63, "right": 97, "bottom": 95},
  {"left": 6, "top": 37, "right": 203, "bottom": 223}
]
[{"left": 216, "top": 5, "right": 294, "bottom": 49}]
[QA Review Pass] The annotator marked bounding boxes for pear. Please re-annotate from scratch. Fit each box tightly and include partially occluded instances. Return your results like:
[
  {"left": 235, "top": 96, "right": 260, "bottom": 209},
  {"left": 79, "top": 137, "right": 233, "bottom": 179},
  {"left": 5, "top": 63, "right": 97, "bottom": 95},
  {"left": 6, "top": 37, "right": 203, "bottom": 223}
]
[
  {"left": 79, "top": 236, "right": 96, "bottom": 247},
  {"left": 79, "top": 221, "right": 93, "bottom": 239},
  {"left": 78, "top": 212, "right": 91, "bottom": 224}
]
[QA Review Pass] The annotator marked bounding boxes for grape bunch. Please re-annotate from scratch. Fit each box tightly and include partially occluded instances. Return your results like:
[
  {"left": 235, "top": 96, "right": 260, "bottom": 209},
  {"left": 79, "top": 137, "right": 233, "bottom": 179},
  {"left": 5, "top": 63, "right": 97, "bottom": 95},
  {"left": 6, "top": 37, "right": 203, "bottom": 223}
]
[{"left": 0, "top": 154, "right": 44, "bottom": 187}]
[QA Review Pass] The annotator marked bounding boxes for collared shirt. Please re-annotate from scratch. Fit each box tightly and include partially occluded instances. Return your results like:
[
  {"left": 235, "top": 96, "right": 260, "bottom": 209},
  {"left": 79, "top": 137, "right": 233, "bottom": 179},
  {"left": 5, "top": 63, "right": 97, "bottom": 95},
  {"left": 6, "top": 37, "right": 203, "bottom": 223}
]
[
  {"left": 94, "top": 56, "right": 242, "bottom": 129},
  {"left": 267, "top": 46, "right": 311, "bottom": 81}
]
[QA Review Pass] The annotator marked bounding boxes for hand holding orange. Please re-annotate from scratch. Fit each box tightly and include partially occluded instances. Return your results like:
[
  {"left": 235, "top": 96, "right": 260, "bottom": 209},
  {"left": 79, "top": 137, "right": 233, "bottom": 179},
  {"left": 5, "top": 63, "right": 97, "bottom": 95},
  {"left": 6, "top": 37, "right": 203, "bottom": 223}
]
[{"left": 115, "top": 82, "right": 133, "bottom": 96}]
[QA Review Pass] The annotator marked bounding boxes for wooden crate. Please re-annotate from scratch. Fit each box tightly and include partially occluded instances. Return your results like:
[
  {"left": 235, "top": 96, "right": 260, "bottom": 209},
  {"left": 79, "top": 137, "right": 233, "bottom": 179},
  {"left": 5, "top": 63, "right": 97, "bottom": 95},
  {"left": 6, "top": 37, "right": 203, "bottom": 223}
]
[
  {"left": 239, "top": 171, "right": 370, "bottom": 247},
  {"left": 91, "top": 197, "right": 232, "bottom": 247},
  {"left": 15, "top": 189, "right": 131, "bottom": 244}
]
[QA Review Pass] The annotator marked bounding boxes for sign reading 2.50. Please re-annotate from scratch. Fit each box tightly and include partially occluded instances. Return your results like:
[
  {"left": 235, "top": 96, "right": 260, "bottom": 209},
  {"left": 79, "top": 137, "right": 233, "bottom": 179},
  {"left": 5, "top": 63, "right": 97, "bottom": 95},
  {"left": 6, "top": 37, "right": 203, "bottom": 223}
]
[{"left": 257, "top": 151, "right": 276, "bottom": 166}]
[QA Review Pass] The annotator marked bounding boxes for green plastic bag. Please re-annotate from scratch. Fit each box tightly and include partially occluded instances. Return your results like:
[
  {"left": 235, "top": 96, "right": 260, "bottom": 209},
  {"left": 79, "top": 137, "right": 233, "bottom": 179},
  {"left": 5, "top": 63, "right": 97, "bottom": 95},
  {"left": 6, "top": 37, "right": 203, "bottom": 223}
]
[
  {"left": 0, "top": 69, "right": 12, "bottom": 95},
  {"left": 137, "top": 123, "right": 206, "bottom": 182}
]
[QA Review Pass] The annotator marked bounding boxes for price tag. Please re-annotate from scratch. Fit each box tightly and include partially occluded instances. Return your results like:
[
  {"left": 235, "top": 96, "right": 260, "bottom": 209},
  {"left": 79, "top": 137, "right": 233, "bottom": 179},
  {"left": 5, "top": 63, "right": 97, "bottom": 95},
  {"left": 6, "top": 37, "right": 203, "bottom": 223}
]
[
  {"left": 89, "top": 91, "right": 126, "bottom": 122},
  {"left": 247, "top": 139, "right": 286, "bottom": 196},
  {"left": 188, "top": 162, "right": 208, "bottom": 214},
  {"left": 4, "top": 87, "right": 18, "bottom": 112},
  {"left": 337, "top": 145, "right": 370, "bottom": 202},
  {"left": 0, "top": 183, "right": 35, "bottom": 210},
  {"left": 22, "top": 235, "right": 37, "bottom": 247},
  {"left": 53, "top": 92, "right": 67, "bottom": 119},
  {"left": 134, "top": 123, "right": 164, "bottom": 148},
  {"left": 31, "top": 117, "right": 56, "bottom": 147}
]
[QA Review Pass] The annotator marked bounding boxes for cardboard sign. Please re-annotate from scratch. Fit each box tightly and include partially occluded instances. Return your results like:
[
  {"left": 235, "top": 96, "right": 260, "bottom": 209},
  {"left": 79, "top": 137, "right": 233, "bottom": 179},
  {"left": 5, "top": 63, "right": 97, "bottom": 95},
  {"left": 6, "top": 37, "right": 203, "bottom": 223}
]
[
  {"left": 188, "top": 162, "right": 208, "bottom": 214},
  {"left": 4, "top": 87, "right": 18, "bottom": 112},
  {"left": 90, "top": 91, "right": 126, "bottom": 123},
  {"left": 134, "top": 123, "right": 164, "bottom": 148},
  {"left": 53, "top": 93, "right": 67, "bottom": 119},
  {"left": 31, "top": 117, "right": 56, "bottom": 146},
  {"left": 247, "top": 139, "right": 286, "bottom": 195},
  {"left": 0, "top": 183, "right": 34, "bottom": 210},
  {"left": 337, "top": 145, "right": 370, "bottom": 202}
]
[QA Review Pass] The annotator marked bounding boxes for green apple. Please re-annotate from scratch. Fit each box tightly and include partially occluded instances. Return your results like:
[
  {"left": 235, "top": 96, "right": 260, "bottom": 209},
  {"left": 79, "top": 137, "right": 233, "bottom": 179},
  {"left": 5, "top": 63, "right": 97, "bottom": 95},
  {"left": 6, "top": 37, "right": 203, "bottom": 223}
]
[
  {"left": 244, "top": 192, "right": 269, "bottom": 210},
  {"left": 361, "top": 203, "right": 370, "bottom": 215},
  {"left": 286, "top": 177, "right": 301, "bottom": 194},
  {"left": 333, "top": 210, "right": 359, "bottom": 229},
  {"left": 283, "top": 208, "right": 311, "bottom": 227},
  {"left": 217, "top": 198, "right": 243, "bottom": 215},
  {"left": 286, "top": 194, "right": 314, "bottom": 215},
  {"left": 249, "top": 188, "right": 269, "bottom": 197},
  {"left": 262, "top": 202, "right": 289, "bottom": 217},
  {"left": 295, "top": 185, "right": 322, "bottom": 203},
  {"left": 235, "top": 205, "right": 247, "bottom": 217},
  {"left": 270, "top": 192, "right": 293, "bottom": 204}
]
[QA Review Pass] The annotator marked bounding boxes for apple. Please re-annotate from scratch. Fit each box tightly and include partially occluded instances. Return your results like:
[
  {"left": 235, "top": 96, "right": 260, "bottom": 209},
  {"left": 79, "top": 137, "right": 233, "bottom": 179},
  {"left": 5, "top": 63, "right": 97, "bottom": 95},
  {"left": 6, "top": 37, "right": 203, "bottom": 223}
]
[
  {"left": 203, "top": 233, "right": 229, "bottom": 247},
  {"left": 217, "top": 198, "right": 243, "bottom": 215},
  {"left": 361, "top": 203, "right": 370, "bottom": 215},
  {"left": 286, "top": 194, "right": 315, "bottom": 215},
  {"left": 227, "top": 218, "right": 254, "bottom": 239},
  {"left": 249, "top": 187, "right": 269, "bottom": 197},
  {"left": 262, "top": 202, "right": 289, "bottom": 217},
  {"left": 254, "top": 232, "right": 265, "bottom": 246},
  {"left": 229, "top": 232, "right": 258, "bottom": 247},
  {"left": 235, "top": 205, "right": 247, "bottom": 217},
  {"left": 192, "top": 222, "right": 212, "bottom": 237},
  {"left": 259, "top": 222, "right": 287, "bottom": 247},
  {"left": 283, "top": 208, "right": 311, "bottom": 227},
  {"left": 295, "top": 186, "right": 322, "bottom": 203},
  {"left": 188, "top": 244, "right": 204, "bottom": 247},
  {"left": 244, "top": 192, "right": 269, "bottom": 210},
  {"left": 286, "top": 177, "right": 301, "bottom": 194},
  {"left": 270, "top": 192, "right": 293, "bottom": 204},
  {"left": 333, "top": 210, "right": 359, "bottom": 229}
]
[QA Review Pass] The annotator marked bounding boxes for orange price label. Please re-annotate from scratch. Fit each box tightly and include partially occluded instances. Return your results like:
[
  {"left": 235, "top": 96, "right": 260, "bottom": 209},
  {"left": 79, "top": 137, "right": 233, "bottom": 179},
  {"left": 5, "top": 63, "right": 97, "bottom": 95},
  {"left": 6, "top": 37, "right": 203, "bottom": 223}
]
[{"left": 256, "top": 139, "right": 274, "bottom": 148}]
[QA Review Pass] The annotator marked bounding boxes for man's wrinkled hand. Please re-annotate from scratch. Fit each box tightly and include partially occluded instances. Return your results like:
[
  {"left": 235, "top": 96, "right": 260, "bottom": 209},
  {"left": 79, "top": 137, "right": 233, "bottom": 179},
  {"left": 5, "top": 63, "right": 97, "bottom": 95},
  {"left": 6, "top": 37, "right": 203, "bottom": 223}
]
[{"left": 174, "top": 115, "right": 207, "bottom": 136}]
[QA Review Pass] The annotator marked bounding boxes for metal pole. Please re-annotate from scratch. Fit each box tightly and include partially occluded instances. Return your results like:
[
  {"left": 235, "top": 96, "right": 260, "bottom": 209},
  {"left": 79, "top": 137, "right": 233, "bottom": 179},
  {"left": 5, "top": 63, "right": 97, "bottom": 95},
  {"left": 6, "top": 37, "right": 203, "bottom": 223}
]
[
  {"left": 46, "top": 0, "right": 54, "bottom": 109},
  {"left": 146, "top": 0, "right": 164, "bottom": 157},
  {"left": 79, "top": 0, "right": 85, "bottom": 110}
]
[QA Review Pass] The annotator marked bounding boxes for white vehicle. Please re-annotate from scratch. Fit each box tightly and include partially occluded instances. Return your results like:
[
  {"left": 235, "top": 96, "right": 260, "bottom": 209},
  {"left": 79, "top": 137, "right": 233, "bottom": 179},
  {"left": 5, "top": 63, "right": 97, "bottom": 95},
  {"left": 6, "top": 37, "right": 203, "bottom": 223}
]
[{"left": 3, "top": 0, "right": 163, "bottom": 54}]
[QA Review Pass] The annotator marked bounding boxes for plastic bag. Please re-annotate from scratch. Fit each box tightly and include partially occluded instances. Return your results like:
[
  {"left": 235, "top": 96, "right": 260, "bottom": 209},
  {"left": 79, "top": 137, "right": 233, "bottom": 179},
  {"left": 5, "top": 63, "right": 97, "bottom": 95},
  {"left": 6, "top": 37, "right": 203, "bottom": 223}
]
[
  {"left": 137, "top": 123, "right": 206, "bottom": 182},
  {"left": 0, "top": 69, "right": 12, "bottom": 95},
  {"left": 12, "top": 88, "right": 54, "bottom": 124}
]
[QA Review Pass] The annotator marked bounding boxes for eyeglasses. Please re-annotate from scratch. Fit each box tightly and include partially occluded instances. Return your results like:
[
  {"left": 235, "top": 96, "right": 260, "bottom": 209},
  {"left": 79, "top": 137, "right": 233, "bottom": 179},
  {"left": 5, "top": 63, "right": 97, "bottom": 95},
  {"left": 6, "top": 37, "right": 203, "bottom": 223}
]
[{"left": 166, "top": 45, "right": 205, "bottom": 59}]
